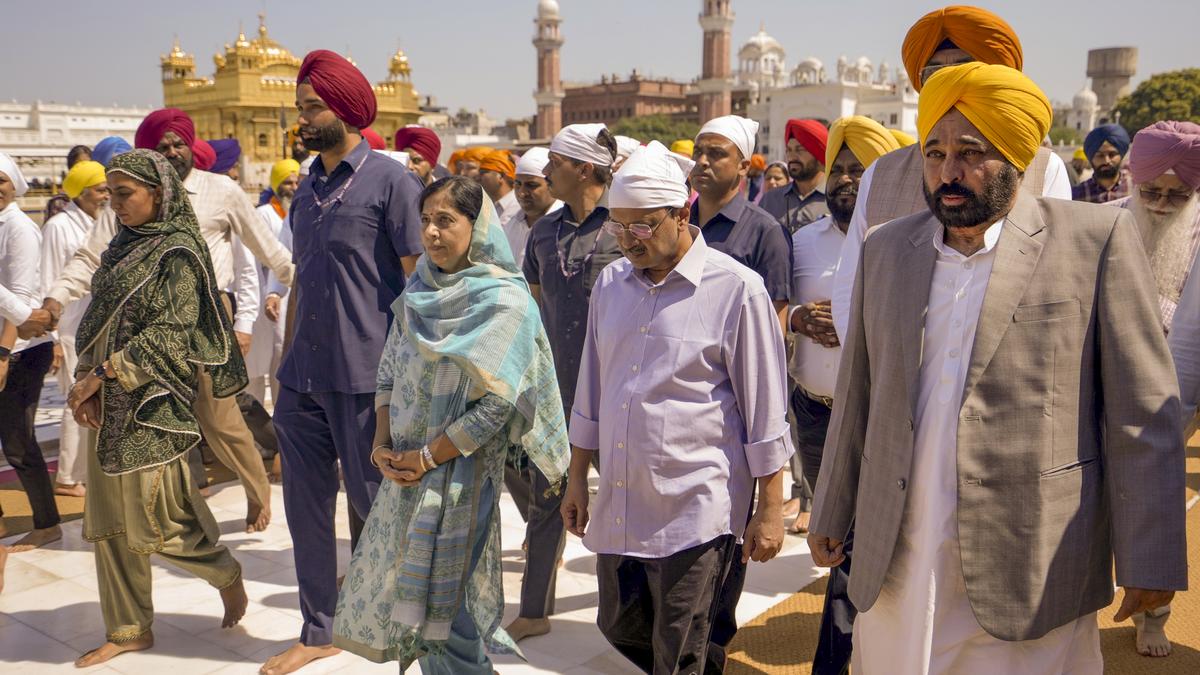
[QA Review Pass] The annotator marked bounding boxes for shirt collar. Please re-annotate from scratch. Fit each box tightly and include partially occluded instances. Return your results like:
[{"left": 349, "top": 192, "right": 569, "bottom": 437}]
[
  {"left": 633, "top": 225, "right": 707, "bottom": 288},
  {"left": 310, "top": 138, "right": 372, "bottom": 180},
  {"left": 933, "top": 218, "right": 1005, "bottom": 259},
  {"left": 690, "top": 192, "right": 748, "bottom": 227},
  {"left": 807, "top": 214, "right": 843, "bottom": 237},
  {"left": 789, "top": 181, "right": 822, "bottom": 201},
  {"left": 183, "top": 167, "right": 202, "bottom": 195}
]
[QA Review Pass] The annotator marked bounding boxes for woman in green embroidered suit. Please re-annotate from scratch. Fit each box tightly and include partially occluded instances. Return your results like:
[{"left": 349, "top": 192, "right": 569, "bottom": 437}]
[
  {"left": 67, "top": 150, "right": 249, "bottom": 668},
  {"left": 332, "top": 176, "right": 570, "bottom": 673}
]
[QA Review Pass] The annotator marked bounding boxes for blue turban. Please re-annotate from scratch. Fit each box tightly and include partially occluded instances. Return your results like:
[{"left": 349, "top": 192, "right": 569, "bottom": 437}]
[
  {"left": 1083, "top": 123, "right": 1131, "bottom": 161},
  {"left": 91, "top": 136, "right": 132, "bottom": 167},
  {"left": 208, "top": 138, "right": 242, "bottom": 174}
]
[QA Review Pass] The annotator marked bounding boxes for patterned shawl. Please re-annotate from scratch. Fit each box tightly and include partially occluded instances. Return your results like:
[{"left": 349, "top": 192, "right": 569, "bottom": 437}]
[{"left": 75, "top": 149, "right": 246, "bottom": 475}]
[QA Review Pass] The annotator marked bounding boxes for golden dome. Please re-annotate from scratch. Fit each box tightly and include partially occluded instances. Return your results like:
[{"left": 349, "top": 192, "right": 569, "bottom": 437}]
[
  {"left": 219, "top": 13, "right": 301, "bottom": 70},
  {"left": 161, "top": 37, "right": 195, "bottom": 67},
  {"left": 389, "top": 47, "right": 412, "bottom": 80}
]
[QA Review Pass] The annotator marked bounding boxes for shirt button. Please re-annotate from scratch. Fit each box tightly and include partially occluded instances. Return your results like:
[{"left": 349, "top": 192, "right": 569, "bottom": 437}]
[
  {"left": 639, "top": 326, "right": 647, "bottom": 333},
  {"left": 897, "top": 479, "right": 907, "bottom": 490},
  {"left": 631, "top": 365, "right": 639, "bottom": 372},
  {"left": 310, "top": 314, "right": 317, "bottom": 320},
  {"left": 953, "top": 319, "right": 962, "bottom": 328},
  {"left": 616, "top": 442, "right": 625, "bottom": 449},
  {"left": 621, "top": 402, "right": 628, "bottom": 410},
  {"left": 310, "top": 345, "right": 318, "bottom": 351},
  {"left": 964, "top": 261, "right": 974, "bottom": 270},
  {"left": 907, "top": 419, "right": 914, "bottom": 430},
  {"left": 949, "top": 348, "right": 960, "bottom": 358},
  {"left": 615, "top": 517, "right": 623, "bottom": 525},
  {"left": 649, "top": 289, "right": 657, "bottom": 296},
  {"left": 616, "top": 480, "right": 625, "bottom": 488}
]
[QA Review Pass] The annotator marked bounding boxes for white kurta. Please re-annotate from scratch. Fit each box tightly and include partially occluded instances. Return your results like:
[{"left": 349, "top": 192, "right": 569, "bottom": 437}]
[
  {"left": 852, "top": 220, "right": 1103, "bottom": 675},
  {"left": 502, "top": 201, "right": 562, "bottom": 268},
  {"left": 245, "top": 203, "right": 289, "bottom": 383}
]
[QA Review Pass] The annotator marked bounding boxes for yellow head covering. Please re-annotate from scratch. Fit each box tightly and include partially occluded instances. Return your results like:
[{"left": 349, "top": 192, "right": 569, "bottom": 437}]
[
  {"left": 902, "top": 5, "right": 1023, "bottom": 92},
  {"left": 669, "top": 139, "right": 694, "bottom": 157},
  {"left": 462, "top": 146, "right": 494, "bottom": 164},
  {"left": 917, "top": 62, "right": 1051, "bottom": 171},
  {"left": 826, "top": 116, "right": 903, "bottom": 171},
  {"left": 1073, "top": 147, "right": 1087, "bottom": 161},
  {"left": 63, "top": 160, "right": 106, "bottom": 199},
  {"left": 889, "top": 129, "right": 918, "bottom": 147},
  {"left": 269, "top": 159, "right": 301, "bottom": 192}
]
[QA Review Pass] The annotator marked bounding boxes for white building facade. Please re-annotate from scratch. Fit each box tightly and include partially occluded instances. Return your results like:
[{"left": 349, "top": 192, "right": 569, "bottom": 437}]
[{"left": 0, "top": 101, "right": 151, "bottom": 185}]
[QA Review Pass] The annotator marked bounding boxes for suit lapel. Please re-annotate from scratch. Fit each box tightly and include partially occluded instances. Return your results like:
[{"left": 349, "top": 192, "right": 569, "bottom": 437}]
[
  {"left": 961, "top": 194, "right": 1047, "bottom": 402},
  {"left": 898, "top": 215, "right": 940, "bottom": 416}
]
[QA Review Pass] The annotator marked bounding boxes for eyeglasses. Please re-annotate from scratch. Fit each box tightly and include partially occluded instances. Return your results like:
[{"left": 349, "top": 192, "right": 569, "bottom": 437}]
[
  {"left": 1139, "top": 187, "right": 1194, "bottom": 207},
  {"left": 919, "top": 58, "right": 975, "bottom": 84},
  {"left": 601, "top": 211, "right": 673, "bottom": 240}
]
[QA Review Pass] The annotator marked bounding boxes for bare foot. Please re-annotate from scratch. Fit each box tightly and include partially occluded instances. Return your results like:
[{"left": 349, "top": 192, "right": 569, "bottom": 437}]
[
  {"left": 259, "top": 643, "right": 341, "bottom": 674},
  {"left": 0, "top": 545, "right": 8, "bottom": 594},
  {"left": 788, "top": 511, "right": 811, "bottom": 535},
  {"left": 8, "top": 525, "right": 62, "bottom": 552},
  {"left": 505, "top": 616, "right": 551, "bottom": 642},
  {"left": 55, "top": 483, "right": 87, "bottom": 498},
  {"left": 269, "top": 455, "right": 283, "bottom": 483},
  {"left": 246, "top": 502, "right": 271, "bottom": 533},
  {"left": 220, "top": 577, "right": 249, "bottom": 628},
  {"left": 74, "top": 631, "right": 154, "bottom": 667},
  {"left": 1133, "top": 607, "right": 1172, "bottom": 657},
  {"left": 781, "top": 497, "right": 801, "bottom": 519}
]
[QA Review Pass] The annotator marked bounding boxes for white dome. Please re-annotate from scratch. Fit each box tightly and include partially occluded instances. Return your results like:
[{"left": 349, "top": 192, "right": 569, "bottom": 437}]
[
  {"left": 537, "top": 0, "right": 559, "bottom": 19},
  {"left": 738, "top": 25, "right": 785, "bottom": 61},
  {"left": 798, "top": 56, "right": 823, "bottom": 71},
  {"left": 1073, "top": 86, "right": 1098, "bottom": 108},
  {"left": 855, "top": 56, "right": 872, "bottom": 70}
]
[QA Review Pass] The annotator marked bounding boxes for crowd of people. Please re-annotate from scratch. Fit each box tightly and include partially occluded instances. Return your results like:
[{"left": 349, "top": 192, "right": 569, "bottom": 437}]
[{"left": 0, "top": 4, "right": 1196, "bottom": 674}]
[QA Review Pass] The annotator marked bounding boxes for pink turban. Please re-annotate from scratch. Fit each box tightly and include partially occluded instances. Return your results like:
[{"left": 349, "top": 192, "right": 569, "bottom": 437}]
[
  {"left": 361, "top": 128, "right": 386, "bottom": 150},
  {"left": 394, "top": 127, "right": 442, "bottom": 166},
  {"left": 1129, "top": 121, "right": 1200, "bottom": 191},
  {"left": 297, "top": 49, "right": 378, "bottom": 129},
  {"left": 192, "top": 139, "right": 216, "bottom": 171},
  {"left": 135, "top": 108, "right": 195, "bottom": 150}
]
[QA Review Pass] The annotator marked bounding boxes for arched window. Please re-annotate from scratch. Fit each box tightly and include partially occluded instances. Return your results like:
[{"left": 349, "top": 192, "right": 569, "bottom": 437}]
[{"left": 257, "top": 133, "right": 268, "bottom": 147}]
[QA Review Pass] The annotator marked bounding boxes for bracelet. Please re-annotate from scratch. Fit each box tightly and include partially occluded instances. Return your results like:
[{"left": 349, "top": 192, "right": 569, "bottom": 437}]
[
  {"left": 420, "top": 445, "right": 437, "bottom": 471},
  {"left": 370, "top": 444, "right": 393, "bottom": 469}
]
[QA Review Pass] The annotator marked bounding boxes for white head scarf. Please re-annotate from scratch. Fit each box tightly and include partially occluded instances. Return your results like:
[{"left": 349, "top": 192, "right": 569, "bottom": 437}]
[
  {"left": 0, "top": 151, "right": 29, "bottom": 197},
  {"left": 696, "top": 115, "right": 760, "bottom": 160},
  {"left": 610, "top": 141, "right": 695, "bottom": 210},
  {"left": 515, "top": 147, "right": 552, "bottom": 177},
  {"left": 550, "top": 123, "right": 614, "bottom": 167},
  {"left": 615, "top": 136, "right": 641, "bottom": 163}
]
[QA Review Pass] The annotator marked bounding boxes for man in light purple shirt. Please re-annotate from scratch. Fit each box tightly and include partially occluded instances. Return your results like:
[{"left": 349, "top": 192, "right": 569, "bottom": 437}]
[{"left": 561, "top": 141, "right": 793, "bottom": 674}]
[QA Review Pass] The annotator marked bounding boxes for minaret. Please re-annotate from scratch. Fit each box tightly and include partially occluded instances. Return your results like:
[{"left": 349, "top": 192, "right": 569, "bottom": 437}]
[
  {"left": 698, "top": 0, "right": 734, "bottom": 122},
  {"left": 533, "top": 0, "right": 565, "bottom": 140}
]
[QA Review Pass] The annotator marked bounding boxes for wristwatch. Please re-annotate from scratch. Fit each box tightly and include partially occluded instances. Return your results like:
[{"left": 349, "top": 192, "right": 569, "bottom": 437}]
[
  {"left": 93, "top": 363, "right": 113, "bottom": 380},
  {"left": 0, "top": 345, "right": 10, "bottom": 360}
]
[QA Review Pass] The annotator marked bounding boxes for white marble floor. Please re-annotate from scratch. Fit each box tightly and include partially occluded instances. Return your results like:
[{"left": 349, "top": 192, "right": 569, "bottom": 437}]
[{"left": 1, "top": 478, "right": 823, "bottom": 674}]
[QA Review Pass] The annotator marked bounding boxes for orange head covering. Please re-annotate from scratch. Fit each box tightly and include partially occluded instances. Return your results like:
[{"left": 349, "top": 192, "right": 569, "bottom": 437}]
[
  {"left": 462, "top": 146, "right": 494, "bottom": 164},
  {"left": 750, "top": 154, "right": 767, "bottom": 171},
  {"left": 902, "top": 6, "right": 1023, "bottom": 91},
  {"left": 448, "top": 149, "right": 466, "bottom": 174},
  {"left": 479, "top": 150, "right": 516, "bottom": 179}
]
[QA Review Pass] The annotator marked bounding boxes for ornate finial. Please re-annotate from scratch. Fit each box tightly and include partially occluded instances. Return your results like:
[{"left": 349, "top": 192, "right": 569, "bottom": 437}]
[
  {"left": 258, "top": 11, "right": 268, "bottom": 36},
  {"left": 759, "top": 21, "right": 765, "bottom": 33}
]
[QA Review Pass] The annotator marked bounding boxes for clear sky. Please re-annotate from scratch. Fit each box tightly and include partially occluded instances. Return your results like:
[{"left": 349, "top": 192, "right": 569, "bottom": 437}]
[{"left": 2, "top": 0, "right": 1196, "bottom": 120}]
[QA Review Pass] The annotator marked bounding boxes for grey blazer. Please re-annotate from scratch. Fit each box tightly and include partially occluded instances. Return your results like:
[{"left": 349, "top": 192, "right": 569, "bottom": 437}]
[{"left": 811, "top": 192, "right": 1189, "bottom": 641}]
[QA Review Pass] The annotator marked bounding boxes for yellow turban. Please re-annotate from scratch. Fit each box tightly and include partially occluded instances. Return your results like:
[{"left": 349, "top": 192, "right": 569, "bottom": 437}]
[
  {"left": 270, "top": 159, "right": 301, "bottom": 192},
  {"left": 1073, "top": 147, "right": 1087, "bottom": 161},
  {"left": 462, "top": 146, "right": 493, "bottom": 164},
  {"left": 917, "top": 62, "right": 1051, "bottom": 171},
  {"left": 826, "top": 116, "right": 903, "bottom": 171},
  {"left": 902, "top": 5, "right": 1023, "bottom": 92},
  {"left": 670, "top": 139, "right": 694, "bottom": 157},
  {"left": 63, "top": 160, "right": 106, "bottom": 199},
  {"left": 889, "top": 129, "right": 917, "bottom": 147}
]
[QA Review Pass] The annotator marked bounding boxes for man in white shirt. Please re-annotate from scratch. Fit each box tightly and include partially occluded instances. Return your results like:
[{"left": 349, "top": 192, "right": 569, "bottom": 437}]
[
  {"left": 41, "top": 160, "right": 111, "bottom": 497},
  {"left": 0, "top": 151, "right": 62, "bottom": 550},
  {"left": 501, "top": 147, "right": 561, "bottom": 269},
  {"left": 788, "top": 116, "right": 901, "bottom": 673},
  {"left": 41, "top": 109, "right": 294, "bottom": 534},
  {"left": 249, "top": 158, "right": 301, "bottom": 405}
]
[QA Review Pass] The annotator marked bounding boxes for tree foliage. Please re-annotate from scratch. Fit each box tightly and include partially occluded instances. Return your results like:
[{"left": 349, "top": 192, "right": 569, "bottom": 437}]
[
  {"left": 1049, "top": 126, "right": 1083, "bottom": 145},
  {"left": 1112, "top": 69, "right": 1200, "bottom": 133},
  {"left": 610, "top": 114, "right": 700, "bottom": 146}
]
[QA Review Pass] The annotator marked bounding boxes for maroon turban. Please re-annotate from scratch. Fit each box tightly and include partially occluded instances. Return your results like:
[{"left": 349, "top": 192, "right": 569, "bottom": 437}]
[
  {"left": 394, "top": 126, "right": 442, "bottom": 166},
  {"left": 192, "top": 139, "right": 216, "bottom": 171},
  {"left": 297, "top": 49, "right": 377, "bottom": 129},
  {"left": 135, "top": 108, "right": 195, "bottom": 150},
  {"left": 361, "top": 128, "right": 386, "bottom": 150},
  {"left": 785, "top": 119, "right": 829, "bottom": 163},
  {"left": 1129, "top": 121, "right": 1200, "bottom": 191}
]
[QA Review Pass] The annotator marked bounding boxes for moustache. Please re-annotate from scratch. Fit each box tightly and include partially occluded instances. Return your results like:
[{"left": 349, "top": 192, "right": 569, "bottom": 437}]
[
  {"left": 831, "top": 186, "right": 858, "bottom": 199},
  {"left": 934, "top": 183, "right": 977, "bottom": 199}
]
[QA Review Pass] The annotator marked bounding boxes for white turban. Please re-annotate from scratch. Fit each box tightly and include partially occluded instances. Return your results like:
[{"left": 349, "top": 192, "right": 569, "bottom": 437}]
[
  {"left": 0, "top": 151, "right": 29, "bottom": 197},
  {"left": 299, "top": 155, "right": 316, "bottom": 176},
  {"left": 696, "top": 115, "right": 760, "bottom": 160},
  {"left": 550, "top": 123, "right": 614, "bottom": 167},
  {"left": 615, "top": 135, "right": 641, "bottom": 162},
  {"left": 374, "top": 149, "right": 410, "bottom": 167},
  {"left": 610, "top": 141, "right": 695, "bottom": 210},
  {"left": 515, "top": 147, "right": 551, "bottom": 177}
]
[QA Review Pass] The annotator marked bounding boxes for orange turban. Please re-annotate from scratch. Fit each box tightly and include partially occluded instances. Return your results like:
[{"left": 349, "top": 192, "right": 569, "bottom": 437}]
[
  {"left": 448, "top": 150, "right": 466, "bottom": 174},
  {"left": 902, "top": 6, "right": 1023, "bottom": 91},
  {"left": 750, "top": 154, "right": 767, "bottom": 171},
  {"left": 462, "top": 146, "right": 493, "bottom": 164},
  {"left": 479, "top": 150, "right": 515, "bottom": 179}
]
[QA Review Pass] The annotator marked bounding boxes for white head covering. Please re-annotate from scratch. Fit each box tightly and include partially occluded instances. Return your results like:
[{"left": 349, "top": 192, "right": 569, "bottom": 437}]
[
  {"left": 515, "top": 147, "right": 552, "bottom": 177},
  {"left": 615, "top": 136, "right": 641, "bottom": 162},
  {"left": 0, "top": 151, "right": 29, "bottom": 197},
  {"left": 299, "top": 155, "right": 316, "bottom": 177},
  {"left": 550, "top": 123, "right": 614, "bottom": 167},
  {"left": 610, "top": 141, "right": 695, "bottom": 210},
  {"left": 374, "top": 149, "right": 410, "bottom": 167},
  {"left": 695, "top": 115, "right": 760, "bottom": 160}
]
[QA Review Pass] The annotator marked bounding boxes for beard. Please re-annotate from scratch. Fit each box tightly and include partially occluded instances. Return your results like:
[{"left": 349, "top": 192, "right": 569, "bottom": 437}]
[
  {"left": 788, "top": 157, "right": 821, "bottom": 182},
  {"left": 1131, "top": 191, "right": 1200, "bottom": 309},
  {"left": 300, "top": 118, "right": 346, "bottom": 152},
  {"left": 923, "top": 164, "right": 1020, "bottom": 229},
  {"left": 1094, "top": 164, "right": 1120, "bottom": 180},
  {"left": 826, "top": 184, "right": 858, "bottom": 225},
  {"left": 279, "top": 195, "right": 293, "bottom": 213},
  {"left": 167, "top": 154, "right": 192, "bottom": 180}
]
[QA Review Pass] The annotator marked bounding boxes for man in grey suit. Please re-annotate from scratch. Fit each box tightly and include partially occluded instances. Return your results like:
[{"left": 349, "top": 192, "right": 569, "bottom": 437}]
[{"left": 809, "top": 62, "right": 1187, "bottom": 674}]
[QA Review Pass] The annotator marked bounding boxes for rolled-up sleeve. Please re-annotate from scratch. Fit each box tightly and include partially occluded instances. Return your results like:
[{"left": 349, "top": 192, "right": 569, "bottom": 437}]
[
  {"left": 727, "top": 285, "right": 795, "bottom": 477},
  {"left": 567, "top": 288, "right": 602, "bottom": 449},
  {"left": 444, "top": 393, "right": 515, "bottom": 456}
]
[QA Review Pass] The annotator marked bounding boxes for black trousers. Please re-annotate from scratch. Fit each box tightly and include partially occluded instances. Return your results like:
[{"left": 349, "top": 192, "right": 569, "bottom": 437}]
[
  {"left": 0, "top": 343, "right": 61, "bottom": 529},
  {"left": 503, "top": 456, "right": 567, "bottom": 618},
  {"left": 791, "top": 388, "right": 855, "bottom": 675},
  {"left": 597, "top": 535, "right": 737, "bottom": 675}
]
